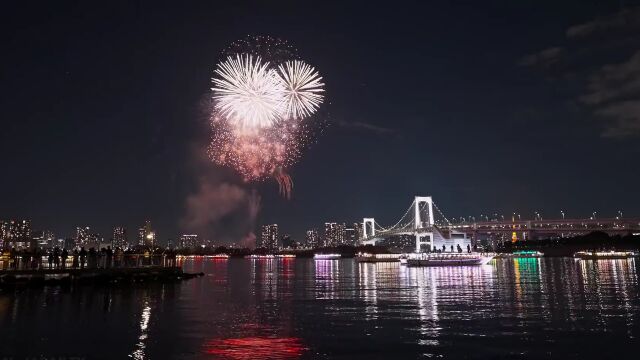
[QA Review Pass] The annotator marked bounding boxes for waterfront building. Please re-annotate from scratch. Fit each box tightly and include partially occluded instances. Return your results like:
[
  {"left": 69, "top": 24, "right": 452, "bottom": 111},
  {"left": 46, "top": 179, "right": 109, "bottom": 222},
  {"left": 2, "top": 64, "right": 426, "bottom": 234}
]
[
  {"left": 137, "top": 220, "right": 155, "bottom": 247},
  {"left": 344, "top": 227, "right": 358, "bottom": 246},
  {"left": 113, "top": 226, "right": 127, "bottom": 248},
  {"left": 76, "top": 226, "right": 91, "bottom": 246},
  {"left": 1, "top": 220, "right": 32, "bottom": 249},
  {"left": 324, "top": 222, "right": 345, "bottom": 247},
  {"left": 305, "top": 229, "right": 319, "bottom": 249},
  {"left": 281, "top": 234, "right": 295, "bottom": 249},
  {"left": 179, "top": 234, "right": 198, "bottom": 249},
  {"left": 260, "top": 224, "right": 279, "bottom": 251}
]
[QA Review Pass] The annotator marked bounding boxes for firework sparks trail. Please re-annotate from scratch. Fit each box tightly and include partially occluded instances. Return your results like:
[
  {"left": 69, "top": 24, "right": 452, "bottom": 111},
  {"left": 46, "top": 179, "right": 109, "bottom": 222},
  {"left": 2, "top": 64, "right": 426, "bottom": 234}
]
[
  {"left": 212, "top": 54, "right": 285, "bottom": 130},
  {"left": 275, "top": 168, "right": 293, "bottom": 199},
  {"left": 277, "top": 60, "right": 325, "bottom": 120}
]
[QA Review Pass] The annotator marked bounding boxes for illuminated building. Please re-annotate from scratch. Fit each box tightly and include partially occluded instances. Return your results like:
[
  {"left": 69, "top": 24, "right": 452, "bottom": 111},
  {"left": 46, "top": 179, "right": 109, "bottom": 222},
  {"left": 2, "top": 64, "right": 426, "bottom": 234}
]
[
  {"left": 137, "top": 220, "right": 155, "bottom": 247},
  {"left": 305, "top": 229, "right": 319, "bottom": 249},
  {"left": 281, "top": 234, "right": 294, "bottom": 249},
  {"left": 179, "top": 234, "right": 198, "bottom": 249},
  {"left": 0, "top": 220, "right": 32, "bottom": 249},
  {"left": 324, "top": 222, "right": 345, "bottom": 247},
  {"left": 260, "top": 224, "right": 279, "bottom": 251},
  {"left": 344, "top": 224, "right": 361, "bottom": 246},
  {"left": 113, "top": 226, "right": 127, "bottom": 248},
  {"left": 76, "top": 226, "right": 91, "bottom": 246},
  {"left": 32, "top": 230, "right": 47, "bottom": 249}
]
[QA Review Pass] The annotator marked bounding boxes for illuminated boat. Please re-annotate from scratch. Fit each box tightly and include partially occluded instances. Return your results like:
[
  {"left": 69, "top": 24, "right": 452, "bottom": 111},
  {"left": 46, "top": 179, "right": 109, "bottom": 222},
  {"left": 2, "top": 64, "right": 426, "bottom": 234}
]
[
  {"left": 496, "top": 250, "right": 543, "bottom": 258},
  {"left": 275, "top": 254, "right": 296, "bottom": 258},
  {"left": 406, "top": 253, "right": 494, "bottom": 267},
  {"left": 246, "top": 254, "right": 276, "bottom": 259},
  {"left": 574, "top": 250, "right": 638, "bottom": 260},
  {"left": 205, "top": 254, "right": 230, "bottom": 259},
  {"left": 355, "top": 253, "right": 402, "bottom": 263},
  {"left": 314, "top": 254, "right": 341, "bottom": 260}
]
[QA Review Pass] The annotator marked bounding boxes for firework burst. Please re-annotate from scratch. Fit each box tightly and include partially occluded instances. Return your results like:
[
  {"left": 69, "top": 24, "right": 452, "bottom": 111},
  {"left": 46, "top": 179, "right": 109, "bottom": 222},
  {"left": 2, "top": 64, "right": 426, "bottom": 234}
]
[
  {"left": 208, "top": 37, "right": 326, "bottom": 198},
  {"left": 212, "top": 54, "right": 285, "bottom": 130},
  {"left": 277, "top": 60, "right": 325, "bottom": 120}
]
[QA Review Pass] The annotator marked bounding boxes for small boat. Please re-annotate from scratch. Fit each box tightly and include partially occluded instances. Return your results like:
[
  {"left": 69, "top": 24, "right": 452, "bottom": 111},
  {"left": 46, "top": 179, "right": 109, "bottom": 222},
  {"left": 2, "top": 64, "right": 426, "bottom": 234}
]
[
  {"left": 574, "top": 250, "right": 638, "bottom": 260},
  {"left": 355, "top": 253, "right": 402, "bottom": 263},
  {"left": 496, "top": 250, "right": 543, "bottom": 258},
  {"left": 314, "top": 254, "right": 341, "bottom": 260},
  {"left": 205, "top": 254, "right": 230, "bottom": 259},
  {"left": 406, "top": 253, "right": 495, "bottom": 267},
  {"left": 245, "top": 254, "right": 275, "bottom": 259}
]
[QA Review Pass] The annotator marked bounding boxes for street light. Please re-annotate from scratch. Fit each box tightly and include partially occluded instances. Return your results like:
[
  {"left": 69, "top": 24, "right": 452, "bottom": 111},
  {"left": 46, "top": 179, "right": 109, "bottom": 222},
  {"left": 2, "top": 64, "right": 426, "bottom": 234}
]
[
  {"left": 592, "top": 211, "right": 597, "bottom": 220},
  {"left": 561, "top": 210, "right": 565, "bottom": 220}
]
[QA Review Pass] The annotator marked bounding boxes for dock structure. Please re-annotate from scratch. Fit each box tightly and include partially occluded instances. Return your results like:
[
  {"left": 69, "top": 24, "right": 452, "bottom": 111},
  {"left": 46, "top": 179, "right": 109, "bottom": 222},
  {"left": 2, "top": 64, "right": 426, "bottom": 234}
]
[{"left": 0, "top": 266, "right": 202, "bottom": 287}]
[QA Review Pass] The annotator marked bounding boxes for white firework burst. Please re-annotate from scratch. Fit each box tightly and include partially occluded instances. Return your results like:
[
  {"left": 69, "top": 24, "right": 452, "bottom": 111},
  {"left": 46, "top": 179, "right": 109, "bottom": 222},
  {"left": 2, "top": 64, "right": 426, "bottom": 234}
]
[
  {"left": 212, "top": 54, "right": 285, "bottom": 130},
  {"left": 277, "top": 60, "right": 324, "bottom": 120}
]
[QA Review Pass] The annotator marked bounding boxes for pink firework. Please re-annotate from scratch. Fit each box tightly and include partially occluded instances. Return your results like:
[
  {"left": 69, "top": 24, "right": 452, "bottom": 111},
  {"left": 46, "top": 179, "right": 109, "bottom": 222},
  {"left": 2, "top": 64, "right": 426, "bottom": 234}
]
[{"left": 208, "top": 111, "right": 306, "bottom": 179}]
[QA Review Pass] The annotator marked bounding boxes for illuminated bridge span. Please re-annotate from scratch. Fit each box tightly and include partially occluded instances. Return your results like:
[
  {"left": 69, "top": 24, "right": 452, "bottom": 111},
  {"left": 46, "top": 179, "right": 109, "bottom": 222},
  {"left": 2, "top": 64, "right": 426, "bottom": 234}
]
[
  {"left": 449, "top": 217, "right": 640, "bottom": 239},
  {"left": 361, "top": 196, "right": 470, "bottom": 252},
  {"left": 361, "top": 196, "right": 640, "bottom": 250}
]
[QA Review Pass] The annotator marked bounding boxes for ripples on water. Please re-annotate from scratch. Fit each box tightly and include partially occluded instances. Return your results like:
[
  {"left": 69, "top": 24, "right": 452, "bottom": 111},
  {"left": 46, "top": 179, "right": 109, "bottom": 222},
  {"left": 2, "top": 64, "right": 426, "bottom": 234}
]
[{"left": 0, "top": 258, "right": 639, "bottom": 359}]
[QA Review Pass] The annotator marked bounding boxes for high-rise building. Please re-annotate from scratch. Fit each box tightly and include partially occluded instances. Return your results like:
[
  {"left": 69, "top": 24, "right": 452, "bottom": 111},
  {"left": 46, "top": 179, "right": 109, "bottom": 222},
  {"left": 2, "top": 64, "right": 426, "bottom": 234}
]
[
  {"left": 1, "top": 220, "right": 32, "bottom": 249},
  {"left": 324, "top": 222, "right": 345, "bottom": 247},
  {"left": 44, "top": 230, "right": 55, "bottom": 248},
  {"left": 32, "top": 230, "right": 47, "bottom": 249},
  {"left": 281, "top": 234, "right": 295, "bottom": 249},
  {"left": 137, "top": 220, "right": 155, "bottom": 247},
  {"left": 113, "top": 226, "right": 127, "bottom": 248},
  {"left": 179, "top": 234, "right": 198, "bottom": 249},
  {"left": 76, "top": 226, "right": 91, "bottom": 246},
  {"left": 353, "top": 222, "right": 362, "bottom": 243},
  {"left": 305, "top": 229, "right": 319, "bottom": 249},
  {"left": 259, "top": 224, "right": 278, "bottom": 251},
  {"left": 344, "top": 227, "right": 357, "bottom": 246}
]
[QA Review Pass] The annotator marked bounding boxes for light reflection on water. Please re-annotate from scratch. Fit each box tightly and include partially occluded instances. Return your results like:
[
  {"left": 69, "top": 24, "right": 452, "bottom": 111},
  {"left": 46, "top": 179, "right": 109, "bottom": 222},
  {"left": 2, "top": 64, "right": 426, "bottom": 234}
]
[{"left": 0, "top": 258, "right": 639, "bottom": 359}]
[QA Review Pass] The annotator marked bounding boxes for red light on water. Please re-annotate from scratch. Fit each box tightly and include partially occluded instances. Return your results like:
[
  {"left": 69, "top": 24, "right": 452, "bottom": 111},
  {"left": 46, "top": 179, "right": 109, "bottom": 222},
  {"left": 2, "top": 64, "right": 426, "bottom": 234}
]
[{"left": 203, "top": 337, "right": 306, "bottom": 359}]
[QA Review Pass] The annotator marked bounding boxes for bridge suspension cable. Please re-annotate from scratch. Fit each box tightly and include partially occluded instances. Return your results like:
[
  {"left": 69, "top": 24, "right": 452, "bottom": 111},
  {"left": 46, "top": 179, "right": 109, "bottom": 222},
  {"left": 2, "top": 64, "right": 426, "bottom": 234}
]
[
  {"left": 432, "top": 201, "right": 452, "bottom": 226},
  {"left": 374, "top": 199, "right": 416, "bottom": 233}
]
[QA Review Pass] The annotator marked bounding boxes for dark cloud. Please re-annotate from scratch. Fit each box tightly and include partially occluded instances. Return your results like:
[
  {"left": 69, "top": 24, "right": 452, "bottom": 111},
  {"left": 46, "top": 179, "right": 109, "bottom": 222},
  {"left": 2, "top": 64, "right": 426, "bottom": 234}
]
[
  {"left": 566, "top": 7, "right": 640, "bottom": 38},
  {"left": 519, "top": 46, "right": 565, "bottom": 67},
  {"left": 581, "top": 51, "right": 640, "bottom": 137},
  {"left": 521, "top": 6, "right": 640, "bottom": 137}
]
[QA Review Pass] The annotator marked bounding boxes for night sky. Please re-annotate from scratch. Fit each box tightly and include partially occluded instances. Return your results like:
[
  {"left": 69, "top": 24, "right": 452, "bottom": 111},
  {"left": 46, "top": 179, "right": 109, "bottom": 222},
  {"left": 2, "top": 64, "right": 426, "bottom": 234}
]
[{"left": 2, "top": 1, "right": 639, "bottom": 244}]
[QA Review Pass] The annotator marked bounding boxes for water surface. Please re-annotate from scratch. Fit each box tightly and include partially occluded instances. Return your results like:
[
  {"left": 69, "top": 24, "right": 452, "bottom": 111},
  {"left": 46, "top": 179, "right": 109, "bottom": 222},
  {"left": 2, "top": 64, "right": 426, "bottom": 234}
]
[{"left": 1, "top": 258, "right": 639, "bottom": 359}]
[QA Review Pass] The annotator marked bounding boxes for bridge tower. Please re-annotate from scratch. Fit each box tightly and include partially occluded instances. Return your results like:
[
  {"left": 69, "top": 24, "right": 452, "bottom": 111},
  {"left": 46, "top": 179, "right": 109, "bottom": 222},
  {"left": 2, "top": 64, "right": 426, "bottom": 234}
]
[
  {"left": 414, "top": 196, "right": 434, "bottom": 252},
  {"left": 362, "top": 218, "right": 375, "bottom": 239}
]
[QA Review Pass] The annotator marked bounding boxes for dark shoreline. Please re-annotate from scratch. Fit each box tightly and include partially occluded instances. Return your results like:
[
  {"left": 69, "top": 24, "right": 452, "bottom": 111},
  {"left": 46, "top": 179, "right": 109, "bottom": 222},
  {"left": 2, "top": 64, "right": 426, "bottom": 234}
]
[{"left": 0, "top": 266, "right": 204, "bottom": 289}]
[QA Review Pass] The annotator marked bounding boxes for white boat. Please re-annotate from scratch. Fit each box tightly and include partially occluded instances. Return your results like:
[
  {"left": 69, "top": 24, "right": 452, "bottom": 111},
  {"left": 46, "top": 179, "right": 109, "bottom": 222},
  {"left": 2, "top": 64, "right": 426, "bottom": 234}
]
[
  {"left": 496, "top": 250, "right": 544, "bottom": 258},
  {"left": 355, "top": 253, "right": 402, "bottom": 263},
  {"left": 314, "top": 254, "right": 341, "bottom": 260},
  {"left": 574, "top": 250, "right": 638, "bottom": 260},
  {"left": 406, "top": 252, "right": 494, "bottom": 267}
]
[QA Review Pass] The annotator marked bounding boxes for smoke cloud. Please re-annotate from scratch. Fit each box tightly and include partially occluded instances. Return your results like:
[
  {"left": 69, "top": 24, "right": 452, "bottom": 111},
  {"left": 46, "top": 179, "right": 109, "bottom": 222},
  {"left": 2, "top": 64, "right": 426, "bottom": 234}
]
[
  {"left": 182, "top": 178, "right": 261, "bottom": 247},
  {"left": 180, "top": 94, "right": 261, "bottom": 248}
]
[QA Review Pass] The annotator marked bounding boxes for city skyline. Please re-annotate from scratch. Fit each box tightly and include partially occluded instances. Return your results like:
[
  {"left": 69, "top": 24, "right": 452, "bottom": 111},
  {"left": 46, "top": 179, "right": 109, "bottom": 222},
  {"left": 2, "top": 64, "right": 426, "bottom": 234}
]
[{"left": 1, "top": 2, "right": 639, "bottom": 245}]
